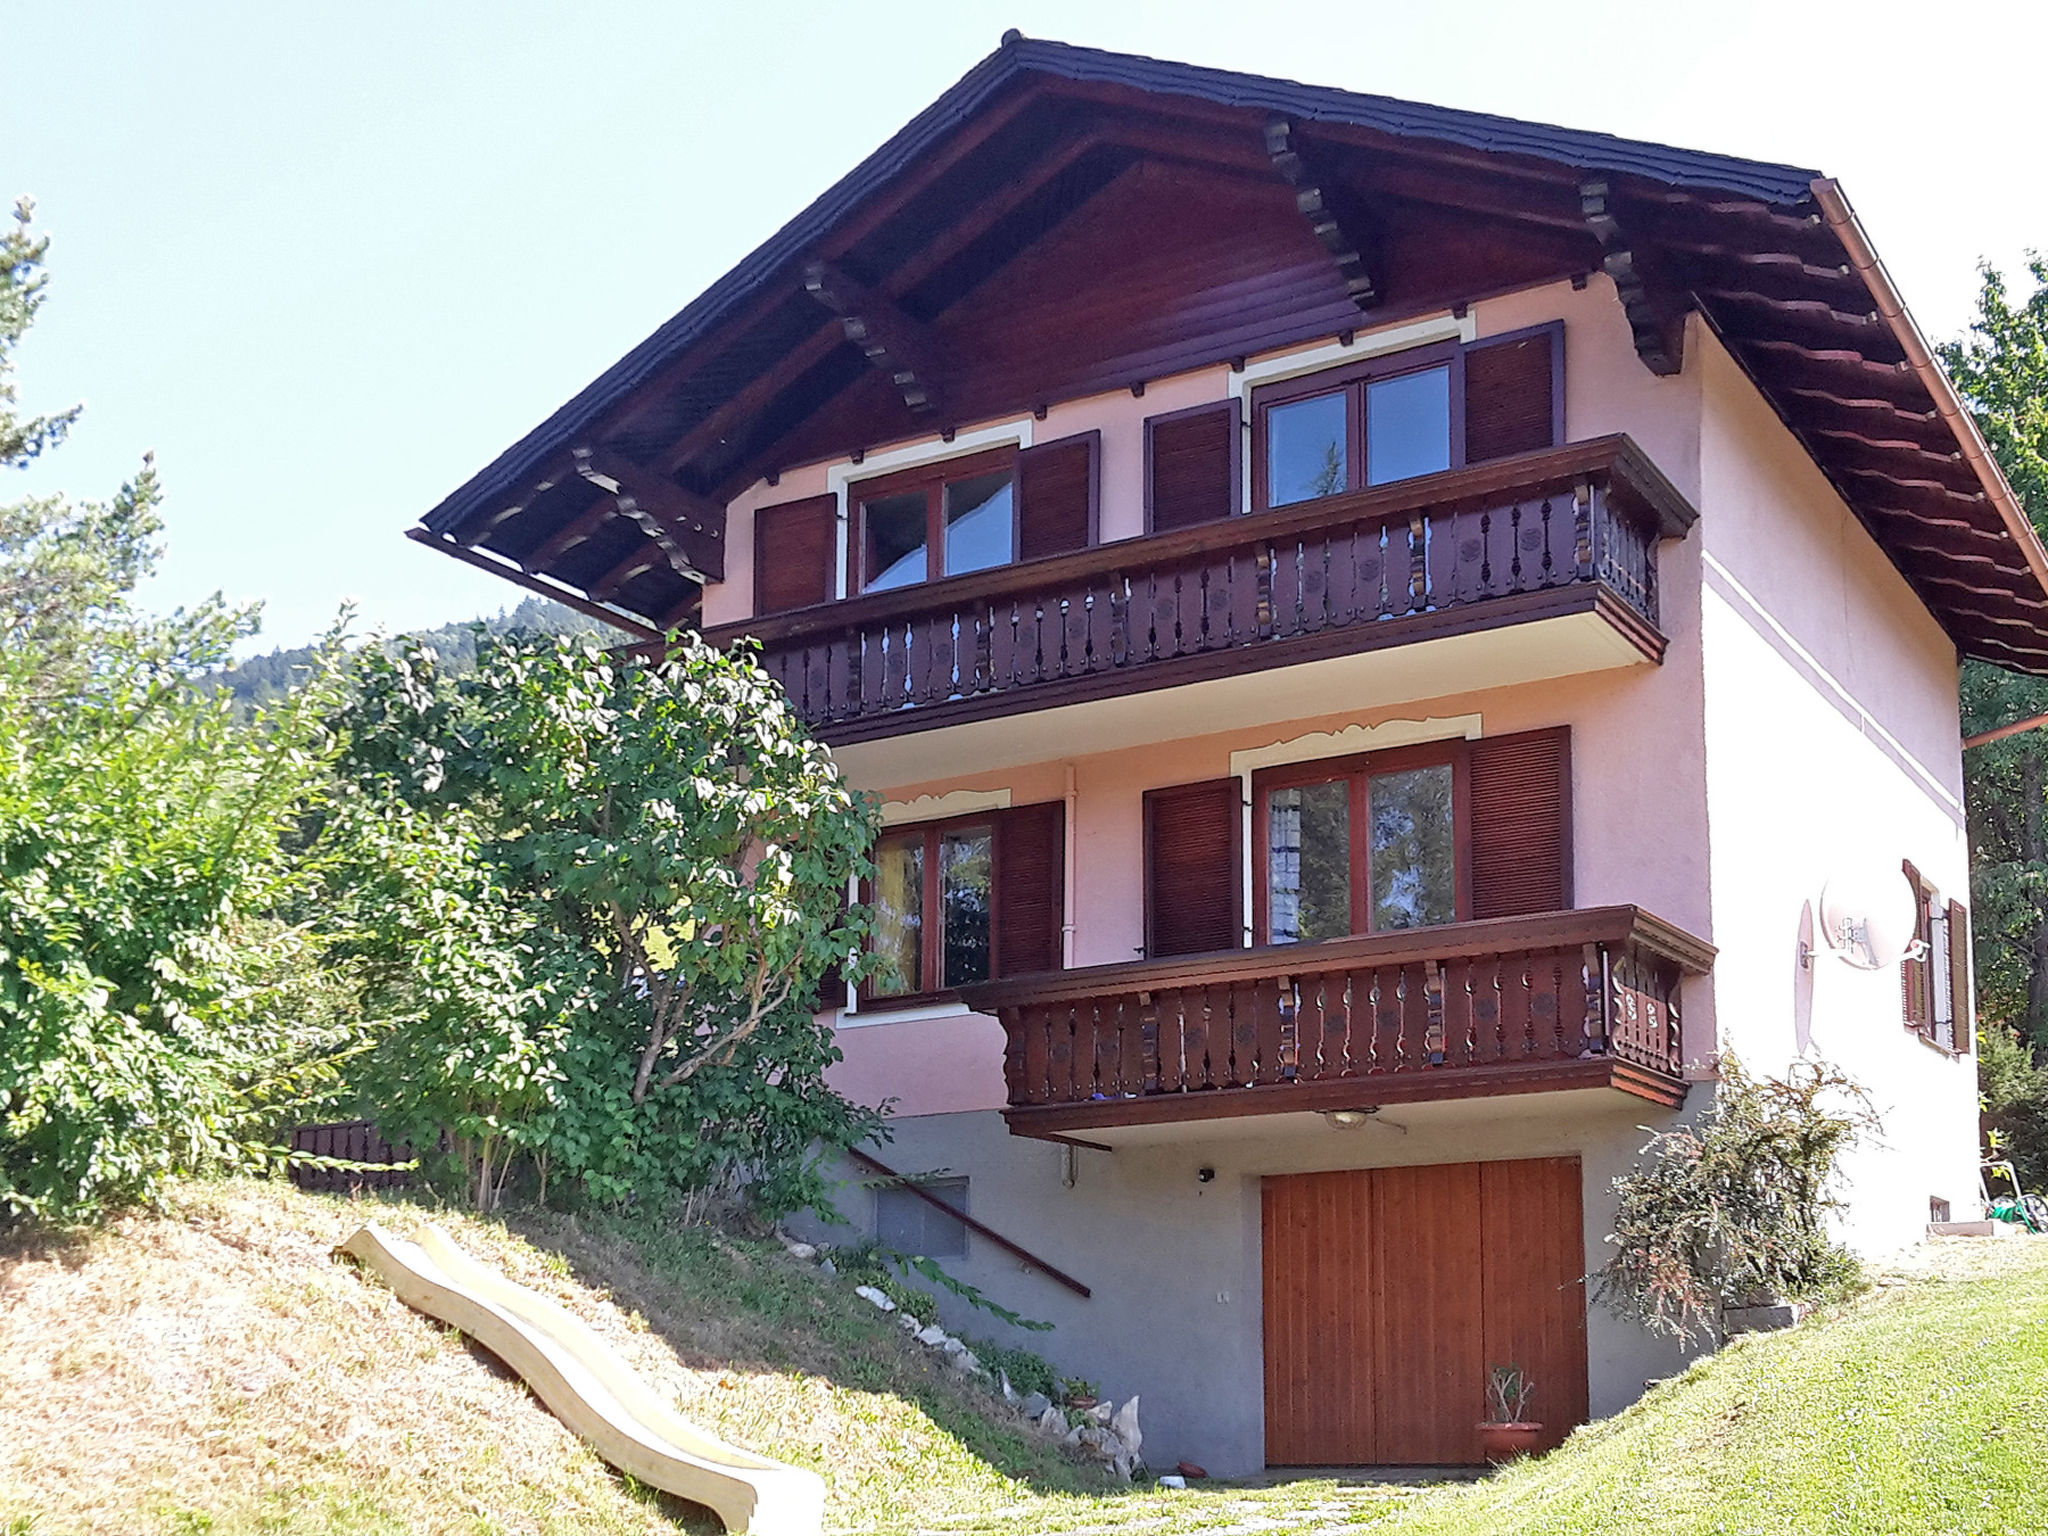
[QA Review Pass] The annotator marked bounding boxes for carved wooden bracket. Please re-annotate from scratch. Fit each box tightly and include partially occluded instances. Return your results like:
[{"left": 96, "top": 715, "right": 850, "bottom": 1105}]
[
  {"left": 1580, "top": 180, "right": 1686, "bottom": 376},
  {"left": 1265, "top": 119, "right": 1383, "bottom": 312},
  {"left": 572, "top": 445, "right": 726, "bottom": 584},
  {"left": 803, "top": 258, "right": 949, "bottom": 416}
]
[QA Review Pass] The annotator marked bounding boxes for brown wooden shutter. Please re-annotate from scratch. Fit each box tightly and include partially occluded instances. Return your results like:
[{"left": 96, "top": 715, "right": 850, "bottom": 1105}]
[
  {"left": 1901, "top": 860, "right": 1930, "bottom": 1034},
  {"left": 1145, "top": 777, "right": 1243, "bottom": 957},
  {"left": 753, "top": 493, "right": 837, "bottom": 616},
  {"left": 994, "top": 801, "right": 1065, "bottom": 978},
  {"left": 1146, "top": 400, "right": 1241, "bottom": 533},
  {"left": 1947, "top": 898, "right": 1972, "bottom": 1053},
  {"left": 1016, "top": 431, "right": 1098, "bottom": 562},
  {"left": 1468, "top": 727, "right": 1572, "bottom": 919},
  {"left": 1463, "top": 325, "right": 1561, "bottom": 464}
]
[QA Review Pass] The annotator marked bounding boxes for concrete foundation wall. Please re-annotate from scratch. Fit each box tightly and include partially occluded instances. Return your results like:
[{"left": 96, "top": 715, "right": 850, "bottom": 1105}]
[{"left": 796, "top": 1096, "right": 1695, "bottom": 1478}]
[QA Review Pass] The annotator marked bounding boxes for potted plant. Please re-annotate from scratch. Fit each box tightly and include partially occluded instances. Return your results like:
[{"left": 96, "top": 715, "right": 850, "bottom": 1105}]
[
  {"left": 1478, "top": 1364, "right": 1542, "bottom": 1463},
  {"left": 1059, "top": 1375, "right": 1100, "bottom": 1410}
]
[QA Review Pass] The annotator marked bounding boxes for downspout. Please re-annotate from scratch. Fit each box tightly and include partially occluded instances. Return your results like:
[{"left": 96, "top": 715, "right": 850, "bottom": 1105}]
[
  {"left": 1062, "top": 762, "right": 1078, "bottom": 967},
  {"left": 1811, "top": 178, "right": 2048, "bottom": 600}
]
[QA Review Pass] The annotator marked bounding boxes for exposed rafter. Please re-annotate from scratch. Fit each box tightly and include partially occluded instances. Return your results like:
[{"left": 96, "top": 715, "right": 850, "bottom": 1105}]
[
  {"left": 572, "top": 445, "right": 726, "bottom": 582},
  {"left": 1580, "top": 179, "right": 1684, "bottom": 376},
  {"left": 803, "top": 258, "right": 951, "bottom": 416},
  {"left": 1265, "top": 119, "right": 1382, "bottom": 311},
  {"left": 405, "top": 528, "right": 661, "bottom": 640}
]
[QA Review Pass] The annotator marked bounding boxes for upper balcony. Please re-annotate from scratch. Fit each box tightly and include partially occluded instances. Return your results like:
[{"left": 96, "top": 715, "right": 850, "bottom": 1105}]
[
  {"left": 959, "top": 905, "right": 1715, "bottom": 1142},
  {"left": 706, "top": 436, "right": 1695, "bottom": 768}
]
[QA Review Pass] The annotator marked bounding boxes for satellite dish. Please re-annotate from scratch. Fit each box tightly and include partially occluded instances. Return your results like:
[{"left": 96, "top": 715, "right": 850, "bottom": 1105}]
[{"left": 1817, "top": 865, "right": 1921, "bottom": 971}]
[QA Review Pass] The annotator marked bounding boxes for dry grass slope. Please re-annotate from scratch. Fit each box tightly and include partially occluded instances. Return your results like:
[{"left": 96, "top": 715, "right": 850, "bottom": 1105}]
[{"left": 0, "top": 1180, "right": 1116, "bottom": 1536}]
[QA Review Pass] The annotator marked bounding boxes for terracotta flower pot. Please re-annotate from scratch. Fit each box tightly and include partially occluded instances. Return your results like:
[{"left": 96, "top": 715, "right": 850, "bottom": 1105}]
[{"left": 1478, "top": 1421, "right": 1544, "bottom": 1463}]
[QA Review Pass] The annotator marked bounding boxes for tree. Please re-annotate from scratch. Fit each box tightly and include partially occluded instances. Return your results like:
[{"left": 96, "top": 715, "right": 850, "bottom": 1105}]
[
  {"left": 0, "top": 200, "right": 358, "bottom": 1223},
  {"left": 333, "top": 629, "right": 880, "bottom": 1213},
  {"left": 1942, "top": 257, "right": 2048, "bottom": 1048}
]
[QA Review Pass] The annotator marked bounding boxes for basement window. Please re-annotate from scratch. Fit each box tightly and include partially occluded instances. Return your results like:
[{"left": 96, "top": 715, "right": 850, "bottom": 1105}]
[{"left": 875, "top": 1177, "right": 969, "bottom": 1258}]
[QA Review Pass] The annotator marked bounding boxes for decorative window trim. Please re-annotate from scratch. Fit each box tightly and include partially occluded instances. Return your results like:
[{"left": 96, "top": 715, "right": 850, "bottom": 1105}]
[
  {"left": 1228, "top": 715, "right": 1483, "bottom": 779},
  {"left": 881, "top": 788, "right": 1013, "bottom": 826}
]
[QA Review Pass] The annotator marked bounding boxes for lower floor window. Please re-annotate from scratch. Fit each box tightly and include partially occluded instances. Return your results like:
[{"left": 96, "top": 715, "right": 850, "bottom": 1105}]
[
  {"left": 860, "top": 802, "right": 1065, "bottom": 1005},
  {"left": 1259, "top": 750, "right": 1460, "bottom": 946},
  {"left": 870, "top": 823, "right": 991, "bottom": 998}
]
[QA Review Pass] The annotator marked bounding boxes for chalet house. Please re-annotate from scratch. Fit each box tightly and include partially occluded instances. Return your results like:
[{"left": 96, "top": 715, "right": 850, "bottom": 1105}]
[{"left": 412, "top": 38, "right": 2042, "bottom": 1473}]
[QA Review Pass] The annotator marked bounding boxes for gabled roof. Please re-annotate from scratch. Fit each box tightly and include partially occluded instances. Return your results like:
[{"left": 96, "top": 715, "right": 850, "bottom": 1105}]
[{"left": 411, "top": 34, "right": 2048, "bottom": 673}]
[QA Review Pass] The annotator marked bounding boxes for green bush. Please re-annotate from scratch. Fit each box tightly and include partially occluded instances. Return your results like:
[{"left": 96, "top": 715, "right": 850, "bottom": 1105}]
[
  {"left": 331, "top": 631, "right": 880, "bottom": 1214},
  {"left": 1980, "top": 1019, "right": 2048, "bottom": 1192},
  {"left": 1595, "top": 1053, "right": 1872, "bottom": 1342},
  {"left": 975, "top": 1342, "right": 1060, "bottom": 1401}
]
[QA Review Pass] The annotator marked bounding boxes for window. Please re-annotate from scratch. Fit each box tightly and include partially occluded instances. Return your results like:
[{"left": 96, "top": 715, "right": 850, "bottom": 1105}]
[
  {"left": 1255, "top": 343, "right": 1459, "bottom": 510},
  {"left": 1903, "top": 861, "right": 1971, "bottom": 1054},
  {"left": 852, "top": 448, "right": 1017, "bottom": 592},
  {"left": 875, "top": 1177, "right": 968, "bottom": 1258},
  {"left": 860, "top": 803, "right": 1064, "bottom": 1005},
  {"left": 1253, "top": 744, "right": 1468, "bottom": 946}
]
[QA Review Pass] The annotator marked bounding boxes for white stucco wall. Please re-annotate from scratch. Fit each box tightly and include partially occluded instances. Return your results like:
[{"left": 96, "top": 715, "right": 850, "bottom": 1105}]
[{"left": 1693, "top": 326, "right": 1978, "bottom": 1255}]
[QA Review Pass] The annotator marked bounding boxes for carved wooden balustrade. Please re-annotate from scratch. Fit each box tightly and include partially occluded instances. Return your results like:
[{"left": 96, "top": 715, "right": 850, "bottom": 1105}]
[
  {"left": 705, "top": 435, "right": 1697, "bottom": 743},
  {"left": 959, "top": 906, "right": 1716, "bottom": 1134}
]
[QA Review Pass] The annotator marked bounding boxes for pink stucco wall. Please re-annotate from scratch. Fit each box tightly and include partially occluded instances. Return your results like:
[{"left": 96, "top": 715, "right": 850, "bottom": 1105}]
[{"left": 709, "top": 273, "right": 1976, "bottom": 1235}]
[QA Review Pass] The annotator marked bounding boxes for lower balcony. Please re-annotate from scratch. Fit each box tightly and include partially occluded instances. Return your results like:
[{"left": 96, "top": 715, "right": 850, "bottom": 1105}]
[{"left": 959, "top": 906, "right": 1715, "bottom": 1139}]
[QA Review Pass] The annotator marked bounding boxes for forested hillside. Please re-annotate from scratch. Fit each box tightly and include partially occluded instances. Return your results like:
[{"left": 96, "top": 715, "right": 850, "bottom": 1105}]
[{"left": 209, "top": 596, "right": 617, "bottom": 708}]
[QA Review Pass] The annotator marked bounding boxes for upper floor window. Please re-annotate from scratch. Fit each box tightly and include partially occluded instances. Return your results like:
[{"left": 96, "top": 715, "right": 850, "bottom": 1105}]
[
  {"left": 854, "top": 448, "right": 1018, "bottom": 593},
  {"left": 1255, "top": 343, "right": 1458, "bottom": 510}
]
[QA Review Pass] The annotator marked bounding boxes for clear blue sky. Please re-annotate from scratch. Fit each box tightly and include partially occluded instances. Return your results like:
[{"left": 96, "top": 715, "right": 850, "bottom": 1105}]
[{"left": 9, "top": 0, "right": 2044, "bottom": 650}]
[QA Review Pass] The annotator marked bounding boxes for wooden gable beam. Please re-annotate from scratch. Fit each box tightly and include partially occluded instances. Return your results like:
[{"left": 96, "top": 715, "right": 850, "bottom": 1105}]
[
  {"left": 572, "top": 445, "right": 727, "bottom": 583},
  {"left": 803, "top": 258, "right": 951, "bottom": 417},
  {"left": 1580, "top": 179, "right": 1686, "bottom": 376},
  {"left": 1264, "top": 119, "right": 1383, "bottom": 311}
]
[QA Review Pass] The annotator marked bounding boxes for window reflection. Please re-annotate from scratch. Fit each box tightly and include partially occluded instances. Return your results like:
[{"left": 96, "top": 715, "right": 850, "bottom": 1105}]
[
  {"left": 870, "top": 834, "right": 925, "bottom": 996},
  {"left": 1267, "top": 391, "right": 1349, "bottom": 507},
  {"left": 1366, "top": 366, "right": 1452, "bottom": 486},
  {"left": 864, "top": 492, "right": 929, "bottom": 592},
  {"left": 939, "top": 825, "right": 993, "bottom": 984},
  {"left": 1267, "top": 780, "right": 1351, "bottom": 944},
  {"left": 944, "top": 471, "right": 1014, "bottom": 577},
  {"left": 1368, "top": 766, "right": 1456, "bottom": 929}
]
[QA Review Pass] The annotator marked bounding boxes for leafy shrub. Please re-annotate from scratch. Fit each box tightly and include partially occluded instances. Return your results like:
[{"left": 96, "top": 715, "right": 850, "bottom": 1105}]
[
  {"left": 0, "top": 200, "right": 369, "bottom": 1224},
  {"left": 1595, "top": 1054, "right": 1873, "bottom": 1342},
  {"left": 331, "top": 631, "right": 880, "bottom": 1214},
  {"left": 1979, "top": 1019, "right": 2048, "bottom": 1193},
  {"left": 975, "top": 1343, "right": 1059, "bottom": 1400}
]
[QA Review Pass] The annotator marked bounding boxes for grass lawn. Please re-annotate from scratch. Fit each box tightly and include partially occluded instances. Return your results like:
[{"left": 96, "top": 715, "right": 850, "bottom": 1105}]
[{"left": 3, "top": 1180, "right": 2044, "bottom": 1536}]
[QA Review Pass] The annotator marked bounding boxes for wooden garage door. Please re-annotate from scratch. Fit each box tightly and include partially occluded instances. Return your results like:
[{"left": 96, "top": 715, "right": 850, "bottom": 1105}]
[{"left": 1262, "top": 1157, "right": 1587, "bottom": 1466}]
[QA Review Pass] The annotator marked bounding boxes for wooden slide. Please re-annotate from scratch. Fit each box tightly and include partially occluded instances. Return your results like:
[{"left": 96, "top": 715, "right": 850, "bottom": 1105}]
[{"left": 340, "top": 1223, "right": 825, "bottom": 1536}]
